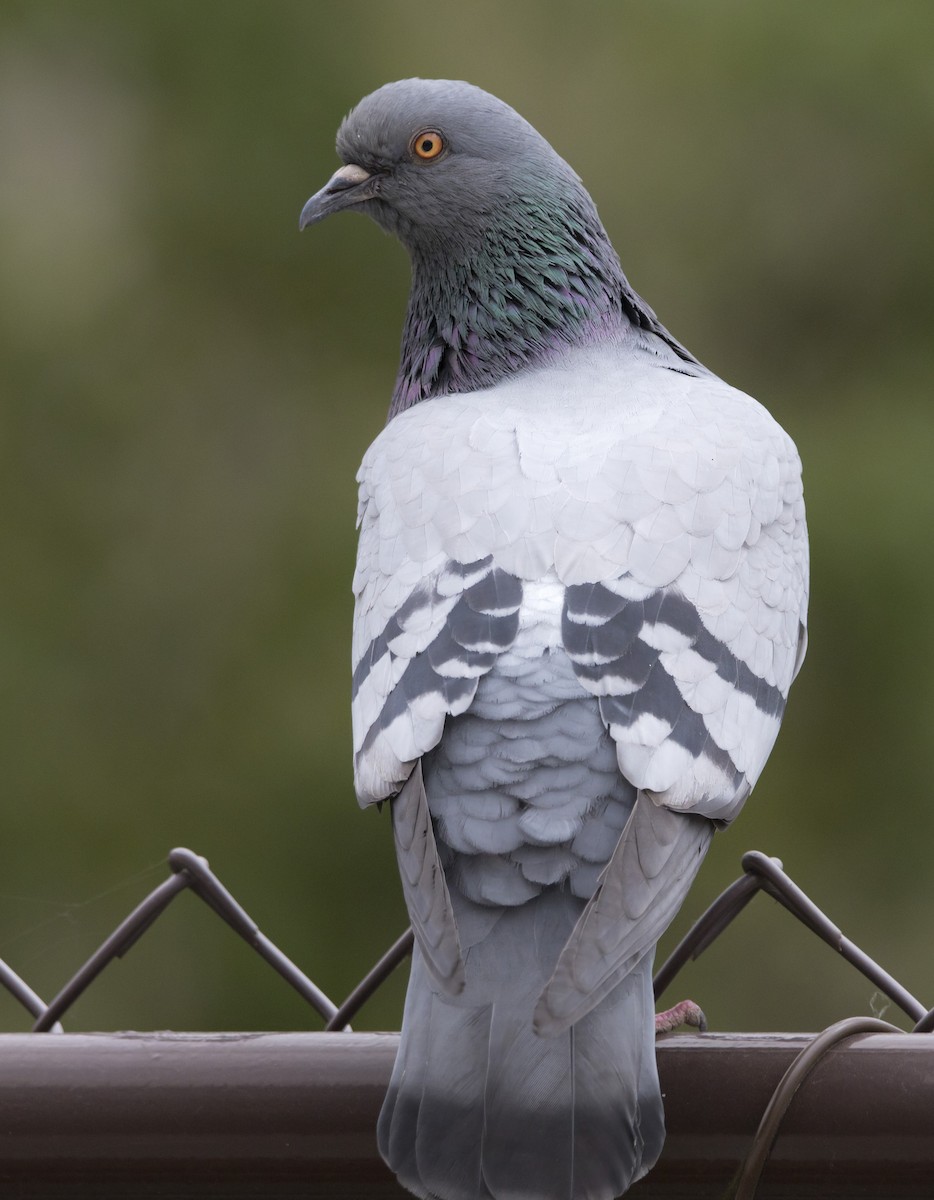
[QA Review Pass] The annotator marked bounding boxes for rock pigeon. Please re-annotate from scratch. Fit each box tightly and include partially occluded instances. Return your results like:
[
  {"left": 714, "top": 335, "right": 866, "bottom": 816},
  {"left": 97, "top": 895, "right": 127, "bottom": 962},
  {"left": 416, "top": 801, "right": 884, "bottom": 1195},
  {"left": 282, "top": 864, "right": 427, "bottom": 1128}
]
[{"left": 300, "top": 79, "right": 808, "bottom": 1200}]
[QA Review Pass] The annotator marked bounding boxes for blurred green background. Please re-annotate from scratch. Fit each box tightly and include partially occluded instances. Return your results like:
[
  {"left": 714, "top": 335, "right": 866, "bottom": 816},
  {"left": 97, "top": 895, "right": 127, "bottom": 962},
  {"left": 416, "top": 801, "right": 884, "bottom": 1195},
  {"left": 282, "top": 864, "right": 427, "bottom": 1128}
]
[{"left": 1, "top": 0, "right": 932, "bottom": 1035}]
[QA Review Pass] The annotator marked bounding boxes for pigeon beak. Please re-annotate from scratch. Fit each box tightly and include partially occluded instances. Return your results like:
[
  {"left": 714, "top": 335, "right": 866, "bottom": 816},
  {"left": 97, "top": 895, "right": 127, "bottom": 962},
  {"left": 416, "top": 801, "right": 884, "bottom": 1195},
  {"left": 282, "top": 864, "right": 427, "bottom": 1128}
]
[{"left": 299, "top": 163, "right": 376, "bottom": 230}]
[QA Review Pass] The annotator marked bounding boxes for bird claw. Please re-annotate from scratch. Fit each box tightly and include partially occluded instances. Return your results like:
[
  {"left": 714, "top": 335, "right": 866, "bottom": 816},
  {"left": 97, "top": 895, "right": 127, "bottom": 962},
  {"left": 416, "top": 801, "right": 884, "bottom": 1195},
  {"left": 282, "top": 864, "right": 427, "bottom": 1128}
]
[{"left": 654, "top": 998, "right": 708, "bottom": 1035}]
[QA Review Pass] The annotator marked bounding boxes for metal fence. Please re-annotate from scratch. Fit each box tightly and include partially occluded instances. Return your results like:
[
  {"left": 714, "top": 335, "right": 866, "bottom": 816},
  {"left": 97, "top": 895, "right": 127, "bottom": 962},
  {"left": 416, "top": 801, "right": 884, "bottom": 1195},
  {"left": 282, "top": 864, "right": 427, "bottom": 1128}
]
[{"left": 1, "top": 847, "right": 933, "bottom": 1198}]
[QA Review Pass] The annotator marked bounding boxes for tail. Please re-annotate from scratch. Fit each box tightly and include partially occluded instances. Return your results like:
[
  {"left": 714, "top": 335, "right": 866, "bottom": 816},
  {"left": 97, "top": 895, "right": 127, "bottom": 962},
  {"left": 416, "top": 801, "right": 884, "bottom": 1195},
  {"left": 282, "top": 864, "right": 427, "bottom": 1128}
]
[{"left": 378, "top": 889, "right": 664, "bottom": 1200}]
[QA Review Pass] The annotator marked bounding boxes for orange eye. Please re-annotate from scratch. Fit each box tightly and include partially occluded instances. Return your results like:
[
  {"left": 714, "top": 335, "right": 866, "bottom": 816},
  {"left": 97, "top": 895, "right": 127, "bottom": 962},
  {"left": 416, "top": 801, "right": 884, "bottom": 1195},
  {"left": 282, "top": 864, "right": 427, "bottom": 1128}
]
[{"left": 412, "top": 130, "right": 445, "bottom": 161}]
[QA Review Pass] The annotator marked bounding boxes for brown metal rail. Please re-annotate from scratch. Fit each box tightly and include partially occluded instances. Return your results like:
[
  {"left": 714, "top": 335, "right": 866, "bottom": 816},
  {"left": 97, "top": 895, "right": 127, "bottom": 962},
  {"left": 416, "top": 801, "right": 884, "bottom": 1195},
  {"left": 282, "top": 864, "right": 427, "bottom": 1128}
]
[{"left": 0, "top": 1030, "right": 932, "bottom": 1198}]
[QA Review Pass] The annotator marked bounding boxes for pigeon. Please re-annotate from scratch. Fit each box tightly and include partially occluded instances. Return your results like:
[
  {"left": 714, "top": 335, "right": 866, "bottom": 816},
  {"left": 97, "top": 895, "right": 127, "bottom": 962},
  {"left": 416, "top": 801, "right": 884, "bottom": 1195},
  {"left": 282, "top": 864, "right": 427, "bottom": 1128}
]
[{"left": 300, "top": 79, "right": 809, "bottom": 1200}]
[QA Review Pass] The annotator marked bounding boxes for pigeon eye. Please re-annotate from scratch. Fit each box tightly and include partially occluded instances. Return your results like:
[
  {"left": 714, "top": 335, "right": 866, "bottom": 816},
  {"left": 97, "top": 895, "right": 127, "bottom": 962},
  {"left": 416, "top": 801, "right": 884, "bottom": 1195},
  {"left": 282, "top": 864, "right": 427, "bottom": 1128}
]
[{"left": 412, "top": 130, "right": 445, "bottom": 161}]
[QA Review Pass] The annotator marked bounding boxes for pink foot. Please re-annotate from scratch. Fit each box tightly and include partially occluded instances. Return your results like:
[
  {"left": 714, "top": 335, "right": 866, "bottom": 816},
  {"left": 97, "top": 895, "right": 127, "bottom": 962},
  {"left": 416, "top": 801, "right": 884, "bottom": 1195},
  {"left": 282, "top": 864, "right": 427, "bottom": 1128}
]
[{"left": 654, "top": 998, "right": 707, "bottom": 1035}]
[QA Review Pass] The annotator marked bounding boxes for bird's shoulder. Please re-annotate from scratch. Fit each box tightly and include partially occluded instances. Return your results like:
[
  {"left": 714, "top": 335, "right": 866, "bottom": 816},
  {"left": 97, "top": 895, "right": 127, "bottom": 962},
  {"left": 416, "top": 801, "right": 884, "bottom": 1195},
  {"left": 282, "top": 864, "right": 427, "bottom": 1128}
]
[{"left": 355, "top": 344, "right": 805, "bottom": 590}]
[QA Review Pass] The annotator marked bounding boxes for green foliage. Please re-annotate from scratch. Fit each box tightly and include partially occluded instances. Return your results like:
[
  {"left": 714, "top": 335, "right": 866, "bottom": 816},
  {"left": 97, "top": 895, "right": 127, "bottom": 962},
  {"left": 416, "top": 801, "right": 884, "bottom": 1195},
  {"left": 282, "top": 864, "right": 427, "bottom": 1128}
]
[{"left": 0, "top": 1, "right": 931, "bottom": 1033}]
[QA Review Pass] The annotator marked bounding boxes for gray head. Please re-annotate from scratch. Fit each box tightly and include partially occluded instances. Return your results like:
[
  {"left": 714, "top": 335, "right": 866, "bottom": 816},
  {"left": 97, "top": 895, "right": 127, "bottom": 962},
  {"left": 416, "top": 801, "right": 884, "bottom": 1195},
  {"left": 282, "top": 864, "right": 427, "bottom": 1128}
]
[
  {"left": 302, "top": 79, "right": 587, "bottom": 255},
  {"left": 301, "top": 80, "right": 693, "bottom": 414}
]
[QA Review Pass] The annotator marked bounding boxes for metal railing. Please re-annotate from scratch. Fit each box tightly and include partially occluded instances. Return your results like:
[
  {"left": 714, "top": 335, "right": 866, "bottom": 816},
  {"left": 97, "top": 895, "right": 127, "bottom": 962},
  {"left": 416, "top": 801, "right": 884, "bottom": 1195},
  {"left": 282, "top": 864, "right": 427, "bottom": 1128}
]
[{"left": 1, "top": 847, "right": 932, "bottom": 1198}]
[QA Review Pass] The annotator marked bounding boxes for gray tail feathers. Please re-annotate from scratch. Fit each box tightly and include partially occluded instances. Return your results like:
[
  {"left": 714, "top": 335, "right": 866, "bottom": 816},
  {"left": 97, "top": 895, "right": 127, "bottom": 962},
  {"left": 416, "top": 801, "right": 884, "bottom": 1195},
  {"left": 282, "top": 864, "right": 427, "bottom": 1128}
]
[{"left": 378, "top": 890, "right": 665, "bottom": 1200}]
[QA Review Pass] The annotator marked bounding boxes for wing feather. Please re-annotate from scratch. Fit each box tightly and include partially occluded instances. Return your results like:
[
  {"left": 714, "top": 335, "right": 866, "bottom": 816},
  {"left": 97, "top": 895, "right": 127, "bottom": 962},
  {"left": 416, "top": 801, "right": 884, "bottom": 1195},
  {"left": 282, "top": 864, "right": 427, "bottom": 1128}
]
[
  {"left": 354, "top": 429, "right": 524, "bottom": 805},
  {"left": 535, "top": 794, "right": 711, "bottom": 1034},
  {"left": 391, "top": 761, "right": 465, "bottom": 994}
]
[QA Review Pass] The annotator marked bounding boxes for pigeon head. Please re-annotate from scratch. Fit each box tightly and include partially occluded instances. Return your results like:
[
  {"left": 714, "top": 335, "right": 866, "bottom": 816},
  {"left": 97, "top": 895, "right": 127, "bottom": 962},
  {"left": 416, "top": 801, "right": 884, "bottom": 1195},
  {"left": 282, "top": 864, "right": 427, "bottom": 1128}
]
[
  {"left": 302, "top": 79, "right": 584, "bottom": 250},
  {"left": 301, "top": 80, "right": 667, "bottom": 415}
]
